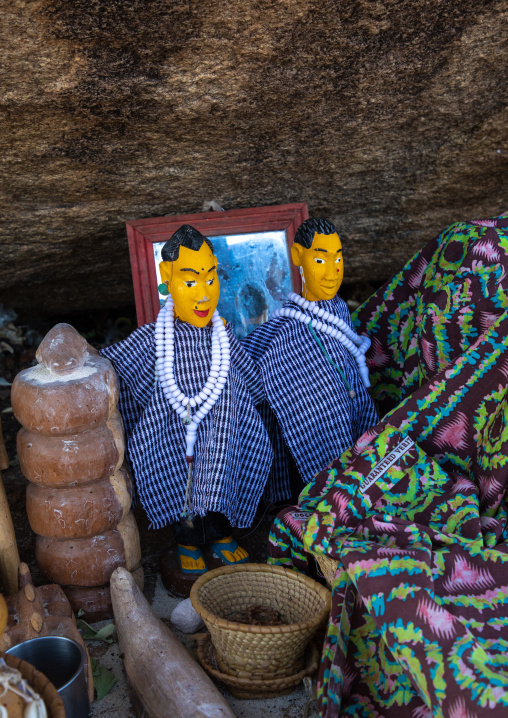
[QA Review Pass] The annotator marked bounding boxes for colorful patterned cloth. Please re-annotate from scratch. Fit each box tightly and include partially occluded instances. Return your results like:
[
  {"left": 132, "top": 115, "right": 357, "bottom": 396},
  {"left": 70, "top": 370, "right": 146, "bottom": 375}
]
[
  {"left": 359, "top": 214, "right": 508, "bottom": 418},
  {"left": 268, "top": 214, "right": 508, "bottom": 716}
]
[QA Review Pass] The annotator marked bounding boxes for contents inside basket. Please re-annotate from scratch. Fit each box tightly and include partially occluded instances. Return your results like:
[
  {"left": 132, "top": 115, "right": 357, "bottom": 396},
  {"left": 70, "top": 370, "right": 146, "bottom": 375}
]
[{"left": 227, "top": 604, "right": 285, "bottom": 626}]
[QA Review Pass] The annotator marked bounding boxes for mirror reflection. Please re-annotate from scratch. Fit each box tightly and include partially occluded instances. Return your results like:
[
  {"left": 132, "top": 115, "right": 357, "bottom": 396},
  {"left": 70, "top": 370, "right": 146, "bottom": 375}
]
[{"left": 153, "top": 230, "right": 293, "bottom": 338}]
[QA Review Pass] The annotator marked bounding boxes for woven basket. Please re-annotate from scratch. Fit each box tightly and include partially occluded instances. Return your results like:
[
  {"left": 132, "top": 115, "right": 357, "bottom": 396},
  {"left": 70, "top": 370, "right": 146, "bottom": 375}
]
[
  {"left": 314, "top": 554, "right": 339, "bottom": 588},
  {"left": 0, "top": 652, "right": 65, "bottom": 717},
  {"left": 190, "top": 563, "right": 330, "bottom": 678},
  {"left": 197, "top": 634, "right": 320, "bottom": 699}
]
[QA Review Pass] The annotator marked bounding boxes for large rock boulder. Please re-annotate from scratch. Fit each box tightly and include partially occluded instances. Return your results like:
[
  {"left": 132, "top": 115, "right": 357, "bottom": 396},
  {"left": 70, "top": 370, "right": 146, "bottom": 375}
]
[{"left": 1, "top": 0, "right": 507, "bottom": 317}]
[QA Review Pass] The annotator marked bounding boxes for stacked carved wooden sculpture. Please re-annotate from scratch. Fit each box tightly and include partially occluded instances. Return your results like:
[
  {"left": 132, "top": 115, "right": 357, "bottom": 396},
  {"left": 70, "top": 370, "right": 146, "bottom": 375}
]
[{"left": 11, "top": 324, "right": 143, "bottom": 620}]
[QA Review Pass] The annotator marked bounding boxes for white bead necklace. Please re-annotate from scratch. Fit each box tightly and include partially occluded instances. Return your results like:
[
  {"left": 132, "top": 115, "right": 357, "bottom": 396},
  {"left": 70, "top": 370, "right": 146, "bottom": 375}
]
[
  {"left": 271, "top": 292, "right": 372, "bottom": 388},
  {"left": 155, "top": 297, "right": 230, "bottom": 462}
]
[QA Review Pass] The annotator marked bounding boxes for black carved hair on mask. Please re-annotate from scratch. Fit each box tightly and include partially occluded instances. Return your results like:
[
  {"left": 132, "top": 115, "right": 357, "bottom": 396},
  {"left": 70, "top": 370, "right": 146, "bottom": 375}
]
[
  {"left": 293, "top": 218, "right": 339, "bottom": 249},
  {"left": 161, "top": 224, "right": 214, "bottom": 262}
]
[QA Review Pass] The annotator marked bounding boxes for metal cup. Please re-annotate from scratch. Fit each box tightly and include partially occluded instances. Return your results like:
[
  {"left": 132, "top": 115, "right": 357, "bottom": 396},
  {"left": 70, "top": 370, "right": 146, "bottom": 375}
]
[{"left": 6, "top": 635, "right": 90, "bottom": 718}]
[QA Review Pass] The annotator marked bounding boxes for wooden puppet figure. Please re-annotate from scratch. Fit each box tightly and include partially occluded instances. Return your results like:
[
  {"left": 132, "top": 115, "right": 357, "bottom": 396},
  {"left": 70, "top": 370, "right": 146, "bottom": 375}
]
[
  {"left": 242, "top": 218, "right": 378, "bottom": 497},
  {"left": 101, "top": 225, "right": 272, "bottom": 574}
]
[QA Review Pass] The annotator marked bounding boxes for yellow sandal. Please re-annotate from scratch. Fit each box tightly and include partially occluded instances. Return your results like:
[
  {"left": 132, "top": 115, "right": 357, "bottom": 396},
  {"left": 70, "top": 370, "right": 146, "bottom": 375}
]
[
  {"left": 177, "top": 544, "right": 208, "bottom": 574},
  {"left": 209, "top": 536, "right": 249, "bottom": 565}
]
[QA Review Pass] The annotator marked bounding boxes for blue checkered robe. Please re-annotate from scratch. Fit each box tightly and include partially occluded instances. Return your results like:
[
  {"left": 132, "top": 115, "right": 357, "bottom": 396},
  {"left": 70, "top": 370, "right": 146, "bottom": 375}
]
[
  {"left": 242, "top": 295, "right": 378, "bottom": 493},
  {"left": 100, "top": 321, "right": 273, "bottom": 529}
]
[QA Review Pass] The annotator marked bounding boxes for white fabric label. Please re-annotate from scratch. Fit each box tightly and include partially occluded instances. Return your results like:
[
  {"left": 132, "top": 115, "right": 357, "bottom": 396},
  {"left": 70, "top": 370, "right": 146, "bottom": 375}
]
[{"left": 359, "top": 436, "right": 415, "bottom": 493}]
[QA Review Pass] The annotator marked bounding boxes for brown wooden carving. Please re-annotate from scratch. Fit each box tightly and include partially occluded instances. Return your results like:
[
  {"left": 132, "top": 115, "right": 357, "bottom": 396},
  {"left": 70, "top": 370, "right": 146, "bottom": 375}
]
[
  {"left": 18, "top": 424, "right": 119, "bottom": 488},
  {"left": 11, "top": 354, "right": 117, "bottom": 436},
  {"left": 111, "top": 567, "right": 235, "bottom": 718},
  {"left": 12, "top": 325, "right": 143, "bottom": 620},
  {"left": 0, "top": 563, "right": 94, "bottom": 703},
  {"left": 64, "top": 565, "right": 144, "bottom": 623},
  {"left": 107, "top": 407, "right": 125, "bottom": 472},
  {"left": 26, "top": 466, "right": 132, "bottom": 539},
  {"left": 36, "top": 511, "right": 142, "bottom": 588}
]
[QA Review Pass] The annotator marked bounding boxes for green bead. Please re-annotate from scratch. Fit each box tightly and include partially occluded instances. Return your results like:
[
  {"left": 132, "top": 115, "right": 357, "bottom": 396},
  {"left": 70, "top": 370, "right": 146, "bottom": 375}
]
[{"left": 158, "top": 283, "right": 169, "bottom": 296}]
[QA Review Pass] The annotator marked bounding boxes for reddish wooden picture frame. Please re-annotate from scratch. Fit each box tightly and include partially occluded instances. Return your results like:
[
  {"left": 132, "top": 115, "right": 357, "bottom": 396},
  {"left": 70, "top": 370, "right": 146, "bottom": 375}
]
[{"left": 126, "top": 203, "right": 309, "bottom": 327}]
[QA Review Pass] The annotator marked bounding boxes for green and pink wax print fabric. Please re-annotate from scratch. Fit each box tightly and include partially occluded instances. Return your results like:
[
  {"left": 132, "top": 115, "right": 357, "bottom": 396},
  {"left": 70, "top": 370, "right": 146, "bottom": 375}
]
[
  {"left": 360, "top": 213, "right": 508, "bottom": 418},
  {"left": 268, "top": 214, "right": 508, "bottom": 716}
]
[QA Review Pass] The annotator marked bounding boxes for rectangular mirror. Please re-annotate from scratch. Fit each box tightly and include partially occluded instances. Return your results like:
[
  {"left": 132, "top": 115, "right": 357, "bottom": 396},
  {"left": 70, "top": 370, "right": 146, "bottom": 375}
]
[{"left": 127, "top": 203, "right": 308, "bottom": 337}]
